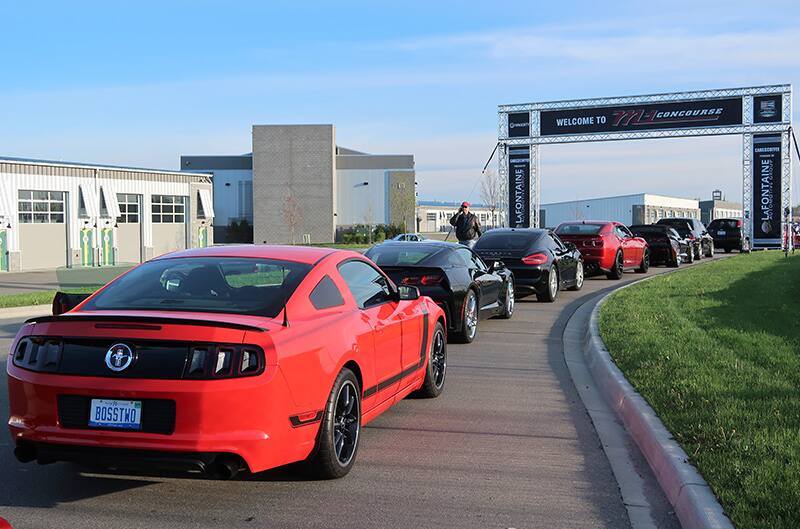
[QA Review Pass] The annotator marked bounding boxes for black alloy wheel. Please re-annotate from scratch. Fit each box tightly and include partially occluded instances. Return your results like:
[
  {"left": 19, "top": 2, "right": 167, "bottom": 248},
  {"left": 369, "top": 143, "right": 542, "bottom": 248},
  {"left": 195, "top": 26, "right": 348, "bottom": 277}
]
[
  {"left": 454, "top": 289, "right": 478, "bottom": 343},
  {"left": 636, "top": 249, "right": 650, "bottom": 273},
  {"left": 416, "top": 322, "right": 447, "bottom": 398},
  {"left": 307, "top": 368, "right": 361, "bottom": 479},
  {"left": 539, "top": 266, "right": 559, "bottom": 302},
  {"left": 686, "top": 246, "right": 695, "bottom": 263},
  {"left": 568, "top": 261, "right": 584, "bottom": 291},
  {"left": 607, "top": 251, "right": 624, "bottom": 280},
  {"left": 694, "top": 243, "right": 703, "bottom": 260},
  {"left": 497, "top": 278, "right": 515, "bottom": 319}
]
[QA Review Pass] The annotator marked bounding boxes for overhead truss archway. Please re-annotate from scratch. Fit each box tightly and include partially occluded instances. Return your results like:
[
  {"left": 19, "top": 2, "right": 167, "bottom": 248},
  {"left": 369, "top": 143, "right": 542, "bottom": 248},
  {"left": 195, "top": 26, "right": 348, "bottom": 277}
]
[{"left": 498, "top": 84, "right": 793, "bottom": 249}]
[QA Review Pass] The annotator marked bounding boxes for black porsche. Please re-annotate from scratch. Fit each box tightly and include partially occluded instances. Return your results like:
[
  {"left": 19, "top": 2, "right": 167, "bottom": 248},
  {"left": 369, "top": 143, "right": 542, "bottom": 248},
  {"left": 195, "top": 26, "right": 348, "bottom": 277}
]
[
  {"left": 365, "top": 241, "right": 514, "bottom": 343},
  {"left": 473, "top": 228, "right": 583, "bottom": 302}
]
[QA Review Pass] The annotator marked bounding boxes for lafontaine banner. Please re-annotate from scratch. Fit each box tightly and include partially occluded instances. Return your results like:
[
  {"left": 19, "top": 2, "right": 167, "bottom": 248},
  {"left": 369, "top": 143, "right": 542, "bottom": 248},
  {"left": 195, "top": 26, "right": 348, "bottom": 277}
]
[
  {"left": 540, "top": 97, "right": 743, "bottom": 136},
  {"left": 508, "top": 146, "right": 530, "bottom": 228},
  {"left": 752, "top": 133, "right": 782, "bottom": 247}
]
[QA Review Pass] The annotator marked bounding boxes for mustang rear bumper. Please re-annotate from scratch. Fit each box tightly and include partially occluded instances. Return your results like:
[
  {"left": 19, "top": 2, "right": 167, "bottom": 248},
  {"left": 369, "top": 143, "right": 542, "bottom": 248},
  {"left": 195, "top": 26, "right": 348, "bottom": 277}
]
[{"left": 6, "top": 364, "right": 319, "bottom": 474}]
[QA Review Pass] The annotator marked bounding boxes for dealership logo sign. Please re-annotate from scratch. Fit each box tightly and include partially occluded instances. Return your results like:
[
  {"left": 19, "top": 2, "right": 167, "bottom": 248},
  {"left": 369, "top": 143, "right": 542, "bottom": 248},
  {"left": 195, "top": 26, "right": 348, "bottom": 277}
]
[{"left": 105, "top": 343, "right": 135, "bottom": 372}]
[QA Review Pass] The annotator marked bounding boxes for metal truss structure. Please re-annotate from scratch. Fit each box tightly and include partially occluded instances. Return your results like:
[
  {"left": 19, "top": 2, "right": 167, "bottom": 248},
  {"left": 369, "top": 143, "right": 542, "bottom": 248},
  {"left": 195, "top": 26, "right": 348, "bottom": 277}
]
[{"left": 498, "top": 84, "right": 793, "bottom": 249}]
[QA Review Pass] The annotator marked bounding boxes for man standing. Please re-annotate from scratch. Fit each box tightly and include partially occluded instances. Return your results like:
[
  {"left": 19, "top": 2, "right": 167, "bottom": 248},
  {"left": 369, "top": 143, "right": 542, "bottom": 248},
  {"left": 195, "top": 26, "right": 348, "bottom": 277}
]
[{"left": 450, "top": 201, "right": 482, "bottom": 248}]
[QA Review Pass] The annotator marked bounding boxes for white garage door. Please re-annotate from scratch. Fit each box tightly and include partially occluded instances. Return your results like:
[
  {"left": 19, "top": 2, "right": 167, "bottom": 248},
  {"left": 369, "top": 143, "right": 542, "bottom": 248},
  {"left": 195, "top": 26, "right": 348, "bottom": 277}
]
[{"left": 18, "top": 190, "right": 68, "bottom": 270}]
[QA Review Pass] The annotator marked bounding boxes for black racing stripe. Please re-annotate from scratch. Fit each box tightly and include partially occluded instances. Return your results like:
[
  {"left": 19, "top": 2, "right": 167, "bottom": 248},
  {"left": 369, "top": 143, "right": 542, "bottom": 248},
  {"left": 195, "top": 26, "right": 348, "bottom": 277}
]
[
  {"left": 417, "top": 305, "right": 430, "bottom": 368},
  {"left": 363, "top": 305, "right": 431, "bottom": 397},
  {"left": 289, "top": 410, "right": 323, "bottom": 427}
]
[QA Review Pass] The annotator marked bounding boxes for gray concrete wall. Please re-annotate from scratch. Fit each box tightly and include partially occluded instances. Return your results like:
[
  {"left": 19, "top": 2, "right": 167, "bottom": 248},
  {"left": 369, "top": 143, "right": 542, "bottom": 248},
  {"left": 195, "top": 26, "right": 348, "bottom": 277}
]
[
  {"left": 387, "top": 170, "right": 416, "bottom": 230},
  {"left": 252, "top": 125, "right": 335, "bottom": 244}
]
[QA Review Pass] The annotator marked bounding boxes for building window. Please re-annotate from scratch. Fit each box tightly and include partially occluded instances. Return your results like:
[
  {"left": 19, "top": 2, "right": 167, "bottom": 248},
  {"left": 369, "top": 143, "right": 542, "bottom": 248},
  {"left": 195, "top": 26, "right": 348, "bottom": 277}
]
[
  {"left": 151, "top": 195, "right": 186, "bottom": 223},
  {"left": 426, "top": 212, "right": 437, "bottom": 221},
  {"left": 117, "top": 194, "right": 140, "bottom": 223},
  {"left": 18, "top": 190, "right": 64, "bottom": 224}
]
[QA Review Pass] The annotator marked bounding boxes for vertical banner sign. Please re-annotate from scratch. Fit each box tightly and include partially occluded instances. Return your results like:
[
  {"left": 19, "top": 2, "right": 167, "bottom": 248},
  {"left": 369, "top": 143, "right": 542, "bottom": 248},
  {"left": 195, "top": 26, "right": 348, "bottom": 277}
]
[
  {"left": 80, "top": 228, "right": 94, "bottom": 266},
  {"left": 508, "top": 146, "right": 530, "bottom": 228},
  {"left": 0, "top": 230, "right": 6, "bottom": 271},
  {"left": 198, "top": 226, "right": 208, "bottom": 248},
  {"left": 101, "top": 227, "right": 114, "bottom": 266},
  {"left": 752, "top": 134, "right": 782, "bottom": 248}
]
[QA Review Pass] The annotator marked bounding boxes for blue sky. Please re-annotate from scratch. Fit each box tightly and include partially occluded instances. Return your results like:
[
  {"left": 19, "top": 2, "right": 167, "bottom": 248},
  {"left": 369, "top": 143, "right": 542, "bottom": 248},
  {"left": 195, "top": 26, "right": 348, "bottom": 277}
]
[{"left": 1, "top": 0, "right": 798, "bottom": 204}]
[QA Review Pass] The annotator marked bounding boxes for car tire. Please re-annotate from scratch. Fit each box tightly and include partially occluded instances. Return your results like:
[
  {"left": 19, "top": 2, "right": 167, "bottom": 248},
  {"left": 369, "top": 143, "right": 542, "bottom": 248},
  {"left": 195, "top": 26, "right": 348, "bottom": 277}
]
[
  {"left": 669, "top": 252, "right": 681, "bottom": 268},
  {"left": 497, "top": 278, "right": 515, "bottom": 319},
  {"left": 606, "top": 251, "right": 624, "bottom": 280},
  {"left": 453, "top": 289, "right": 478, "bottom": 343},
  {"left": 635, "top": 249, "right": 650, "bottom": 273},
  {"left": 538, "top": 266, "right": 559, "bottom": 302},
  {"left": 415, "top": 321, "right": 447, "bottom": 398},
  {"left": 568, "top": 261, "right": 584, "bottom": 291},
  {"left": 307, "top": 368, "right": 361, "bottom": 479},
  {"left": 725, "top": 247, "right": 732, "bottom": 253},
  {"left": 686, "top": 247, "right": 694, "bottom": 263},
  {"left": 694, "top": 243, "right": 702, "bottom": 260},
  {"left": 705, "top": 241, "right": 714, "bottom": 258}
]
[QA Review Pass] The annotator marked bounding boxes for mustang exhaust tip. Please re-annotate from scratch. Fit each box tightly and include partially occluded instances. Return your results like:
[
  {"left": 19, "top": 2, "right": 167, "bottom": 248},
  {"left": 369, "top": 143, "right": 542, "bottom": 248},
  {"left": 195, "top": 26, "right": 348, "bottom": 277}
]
[
  {"left": 207, "top": 456, "right": 242, "bottom": 480},
  {"left": 14, "top": 443, "right": 37, "bottom": 464}
]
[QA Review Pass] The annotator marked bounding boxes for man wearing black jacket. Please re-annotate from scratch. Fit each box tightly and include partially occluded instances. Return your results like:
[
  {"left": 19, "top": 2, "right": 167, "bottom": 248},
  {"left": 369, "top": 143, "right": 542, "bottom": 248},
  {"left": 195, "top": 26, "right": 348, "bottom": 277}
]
[{"left": 450, "top": 201, "right": 482, "bottom": 248}]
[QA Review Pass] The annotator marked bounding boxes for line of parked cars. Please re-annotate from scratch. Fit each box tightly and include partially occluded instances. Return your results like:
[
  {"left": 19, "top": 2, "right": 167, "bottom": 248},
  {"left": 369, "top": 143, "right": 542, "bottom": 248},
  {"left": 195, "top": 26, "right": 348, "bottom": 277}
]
[{"left": 365, "top": 216, "right": 743, "bottom": 345}]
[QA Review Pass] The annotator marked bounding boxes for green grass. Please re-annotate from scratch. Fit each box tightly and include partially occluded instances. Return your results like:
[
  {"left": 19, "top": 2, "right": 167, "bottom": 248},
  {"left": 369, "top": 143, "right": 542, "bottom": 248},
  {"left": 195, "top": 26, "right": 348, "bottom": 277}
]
[
  {"left": 599, "top": 251, "right": 800, "bottom": 529},
  {"left": 0, "top": 288, "right": 98, "bottom": 309}
]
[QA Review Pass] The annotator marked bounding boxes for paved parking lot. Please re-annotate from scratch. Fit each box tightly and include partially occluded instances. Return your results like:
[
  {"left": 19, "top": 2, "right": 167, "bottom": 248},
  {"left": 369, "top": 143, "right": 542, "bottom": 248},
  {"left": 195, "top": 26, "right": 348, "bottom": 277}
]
[{"left": 0, "top": 260, "right": 717, "bottom": 529}]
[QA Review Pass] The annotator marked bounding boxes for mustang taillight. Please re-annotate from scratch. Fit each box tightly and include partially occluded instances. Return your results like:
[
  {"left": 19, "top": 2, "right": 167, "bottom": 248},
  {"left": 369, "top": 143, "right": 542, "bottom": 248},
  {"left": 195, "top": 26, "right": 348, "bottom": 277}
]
[
  {"left": 402, "top": 274, "right": 443, "bottom": 286},
  {"left": 12, "top": 336, "right": 63, "bottom": 373},
  {"left": 183, "top": 345, "right": 265, "bottom": 379},
  {"left": 521, "top": 253, "right": 548, "bottom": 265},
  {"left": 584, "top": 237, "right": 604, "bottom": 247}
]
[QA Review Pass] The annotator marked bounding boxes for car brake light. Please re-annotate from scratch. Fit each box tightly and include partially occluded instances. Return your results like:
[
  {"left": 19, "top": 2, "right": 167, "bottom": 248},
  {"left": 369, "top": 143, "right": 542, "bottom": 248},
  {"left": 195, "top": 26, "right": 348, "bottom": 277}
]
[
  {"left": 522, "top": 253, "right": 548, "bottom": 265},
  {"left": 12, "top": 337, "right": 62, "bottom": 373},
  {"left": 736, "top": 220, "right": 743, "bottom": 227},
  {"left": 184, "top": 345, "right": 265, "bottom": 379},
  {"left": 402, "top": 274, "right": 442, "bottom": 286},
  {"left": 584, "top": 237, "right": 604, "bottom": 247}
]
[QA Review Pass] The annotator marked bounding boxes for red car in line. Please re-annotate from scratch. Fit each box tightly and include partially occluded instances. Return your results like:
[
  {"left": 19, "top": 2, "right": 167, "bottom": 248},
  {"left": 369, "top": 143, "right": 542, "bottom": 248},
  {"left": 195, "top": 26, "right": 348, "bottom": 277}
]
[
  {"left": 7, "top": 246, "right": 447, "bottom": 479},
  {"left": 554, "top": 221, "right": 649, "bottom": 279}
]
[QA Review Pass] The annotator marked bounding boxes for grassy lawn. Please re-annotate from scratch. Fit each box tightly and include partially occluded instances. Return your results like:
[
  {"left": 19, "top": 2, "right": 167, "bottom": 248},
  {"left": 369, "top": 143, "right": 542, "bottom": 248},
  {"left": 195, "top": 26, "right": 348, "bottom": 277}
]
[
  {"left": 599, "top": 251, "right": 800, "bottom": 529},
  {"left": 0, "top": 288, "right": 97, "bottom": 309}
]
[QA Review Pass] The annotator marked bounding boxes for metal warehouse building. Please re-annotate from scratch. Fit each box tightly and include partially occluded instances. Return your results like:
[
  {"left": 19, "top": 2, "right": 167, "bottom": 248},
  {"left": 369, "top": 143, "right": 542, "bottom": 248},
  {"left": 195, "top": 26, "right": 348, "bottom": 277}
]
[
  {"left": 181, "top": 124, "right": 416, "bottom": 244},
  {"left": 0, "top": 157, "right": 214, "bottom": 272},
  {"left": 541, "top": 193, "right": 701, "bottom": 228}
]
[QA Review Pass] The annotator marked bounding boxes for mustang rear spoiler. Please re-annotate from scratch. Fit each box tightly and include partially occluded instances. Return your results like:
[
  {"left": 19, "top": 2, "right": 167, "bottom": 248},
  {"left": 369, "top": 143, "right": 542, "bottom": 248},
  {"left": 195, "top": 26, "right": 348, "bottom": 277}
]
[{"left": 25, "top": 314, "right": 266, "bottom": 333}]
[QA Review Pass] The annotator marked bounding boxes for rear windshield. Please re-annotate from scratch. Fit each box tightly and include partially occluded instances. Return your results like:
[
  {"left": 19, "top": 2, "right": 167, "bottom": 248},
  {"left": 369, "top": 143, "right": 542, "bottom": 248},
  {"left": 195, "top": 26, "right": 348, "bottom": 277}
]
[
  {"left": 81, "top": 257, "right": 312, "bottom": 317},
  {"left": 630, "top": 226, "right": 666, "bottom": 236},
  {"left": 708, "top": 219, "right": 740, "bottom": 230},
  {"left": 365, "top": 245, "right": 441, "bottom": 266},
  {"left": 475, "top": 231, "right": 540, "bottom": 250},
  {"left": 555, "top": 223, "right": 603, "bottom": 235}
]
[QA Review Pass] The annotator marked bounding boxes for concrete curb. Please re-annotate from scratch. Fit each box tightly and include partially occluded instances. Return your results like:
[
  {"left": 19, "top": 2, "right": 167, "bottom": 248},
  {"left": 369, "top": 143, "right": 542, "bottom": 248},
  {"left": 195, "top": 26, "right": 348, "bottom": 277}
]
[
  {"left": 585, "top": 276, "right": 735, "bottom": 529},
  {"left": 0, "top": 304, "right": 51, "bottom": 319}
]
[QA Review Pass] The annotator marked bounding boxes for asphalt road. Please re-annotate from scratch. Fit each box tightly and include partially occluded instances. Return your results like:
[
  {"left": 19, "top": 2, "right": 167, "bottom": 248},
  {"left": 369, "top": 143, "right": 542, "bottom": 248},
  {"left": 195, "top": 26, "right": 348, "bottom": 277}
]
[{"left": 0, "top": 256, "right": 723, "bottom": 529}]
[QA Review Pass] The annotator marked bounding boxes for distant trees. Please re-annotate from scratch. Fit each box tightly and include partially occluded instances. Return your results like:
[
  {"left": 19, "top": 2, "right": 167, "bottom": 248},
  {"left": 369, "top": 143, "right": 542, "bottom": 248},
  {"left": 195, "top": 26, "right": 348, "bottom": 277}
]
[{"left": 481, "top": 168, "right": 503, "bottom": 227}]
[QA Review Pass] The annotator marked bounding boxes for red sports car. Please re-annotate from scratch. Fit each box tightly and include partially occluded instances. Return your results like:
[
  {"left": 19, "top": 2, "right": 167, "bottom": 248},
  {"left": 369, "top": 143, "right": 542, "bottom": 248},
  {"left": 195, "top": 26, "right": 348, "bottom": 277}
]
[
  {"left": 554, "top": 221, "right": 649, "bottom": 279},
  {"left": 7, "top": 246, "right": 447, "bottom": 479}
]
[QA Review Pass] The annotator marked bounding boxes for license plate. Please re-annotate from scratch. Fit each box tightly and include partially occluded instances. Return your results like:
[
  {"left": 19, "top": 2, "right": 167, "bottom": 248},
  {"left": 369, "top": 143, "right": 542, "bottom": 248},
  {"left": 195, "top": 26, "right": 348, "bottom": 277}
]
[
  {"left": 718, "top": 230, "right": 726, "bottom": 235},
  {"left": 88, "top": 399, "right": 142, "bottom": 430}
]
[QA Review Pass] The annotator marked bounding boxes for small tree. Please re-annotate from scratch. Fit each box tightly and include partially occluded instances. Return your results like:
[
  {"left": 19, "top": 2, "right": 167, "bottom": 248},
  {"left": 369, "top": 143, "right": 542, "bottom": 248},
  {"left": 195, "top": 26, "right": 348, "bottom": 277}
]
[
  {"left": 282, "top": 192, "right": 303, "bottom": 244},
  {"left": 481, "top": 168, "right": 502, "bottom": 228}
]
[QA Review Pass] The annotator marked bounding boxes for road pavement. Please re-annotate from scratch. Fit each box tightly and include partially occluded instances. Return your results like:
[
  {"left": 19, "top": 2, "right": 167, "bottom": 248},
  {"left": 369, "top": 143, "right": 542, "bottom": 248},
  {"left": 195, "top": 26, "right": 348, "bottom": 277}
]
[{"left": 0, "top": 257, "right": 718, "bottom": 529}]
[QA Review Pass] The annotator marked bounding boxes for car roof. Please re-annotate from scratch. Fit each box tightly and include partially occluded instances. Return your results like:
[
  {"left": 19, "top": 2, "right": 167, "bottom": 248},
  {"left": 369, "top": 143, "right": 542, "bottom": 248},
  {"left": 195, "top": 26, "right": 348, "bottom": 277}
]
[
  {"left": 557, "top": 220, "right": 612, "bottom": 226},
  {"left": 482, "top": 228, "right": 548, "bottom": 235},
  {"left": 372, "top": 240, "right": 461, "bottom": 249},
  {"left": 153, "top": 244, "right": 345, "bottom": 265}
]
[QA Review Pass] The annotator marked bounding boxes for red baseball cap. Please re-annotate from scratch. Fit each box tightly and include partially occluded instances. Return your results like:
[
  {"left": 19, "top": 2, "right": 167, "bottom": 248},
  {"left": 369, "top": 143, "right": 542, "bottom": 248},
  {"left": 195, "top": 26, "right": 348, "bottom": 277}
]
[
  {"left": 0, "top": 516, "right": 12, "bottom": 529},
  {"left": 461, "top": 201, "right": 470, "bottom": 207}
]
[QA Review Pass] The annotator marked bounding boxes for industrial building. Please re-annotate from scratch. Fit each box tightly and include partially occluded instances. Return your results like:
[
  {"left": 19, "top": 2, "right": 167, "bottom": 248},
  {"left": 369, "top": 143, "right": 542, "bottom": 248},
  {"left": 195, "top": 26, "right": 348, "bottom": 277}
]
[
  {"left": 416, "top": 201, "right": 502, "bottom": 233},
  {"left": 541, "top": 194, "right": 701, "bottom": 228},
  {"left": 0, "top": 157, "right": 213, "bottom": 272},
  {"left": 182, "top": 125, "right": 416, "bottom": 244},
  {"left": 699, "top": 190, "right": 743, "bottom": 225}
]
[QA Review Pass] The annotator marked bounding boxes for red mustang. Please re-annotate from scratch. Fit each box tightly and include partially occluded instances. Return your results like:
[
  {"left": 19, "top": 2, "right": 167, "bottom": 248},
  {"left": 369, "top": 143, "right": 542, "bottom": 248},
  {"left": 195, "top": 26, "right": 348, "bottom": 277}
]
[
  {"left": 7, "top": 246, "right": 447, "bottom": 479},
  {"left": 554, "top": 221, "right": 649, "bottom": 279}
]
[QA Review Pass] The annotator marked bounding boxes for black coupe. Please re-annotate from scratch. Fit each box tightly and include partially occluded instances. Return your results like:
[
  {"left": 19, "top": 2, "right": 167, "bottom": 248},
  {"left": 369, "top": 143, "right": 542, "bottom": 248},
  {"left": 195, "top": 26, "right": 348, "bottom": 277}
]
[
  {"left": 473, "top": 228, "right": 583, "bottom": 302},
  {"left": 365, "top": 241, "right": 514, "bottom": 343}
]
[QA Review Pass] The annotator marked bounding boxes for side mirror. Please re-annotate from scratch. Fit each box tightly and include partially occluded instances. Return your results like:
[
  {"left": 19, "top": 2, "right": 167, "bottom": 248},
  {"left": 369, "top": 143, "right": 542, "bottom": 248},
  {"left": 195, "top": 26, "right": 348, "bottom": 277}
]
[
  {"left": 492, "top": 261, "right": 505, "bottom": 271},
  {"left": 397, "top": 285, "right": 420, "bottom": 301},
  {"left": 52, "top": 291, "right": 91, "bottom": 316}
]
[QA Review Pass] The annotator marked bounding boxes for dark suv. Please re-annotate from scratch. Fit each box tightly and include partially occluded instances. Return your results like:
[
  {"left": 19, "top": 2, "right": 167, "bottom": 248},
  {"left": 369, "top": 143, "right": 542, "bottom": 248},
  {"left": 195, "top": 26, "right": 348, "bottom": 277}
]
[
  {"left": 656, "top": 218, "right": 714, "bottom": 260},
  {"left": 706, "top": 218, "right": 747, "bottom": 253}
]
